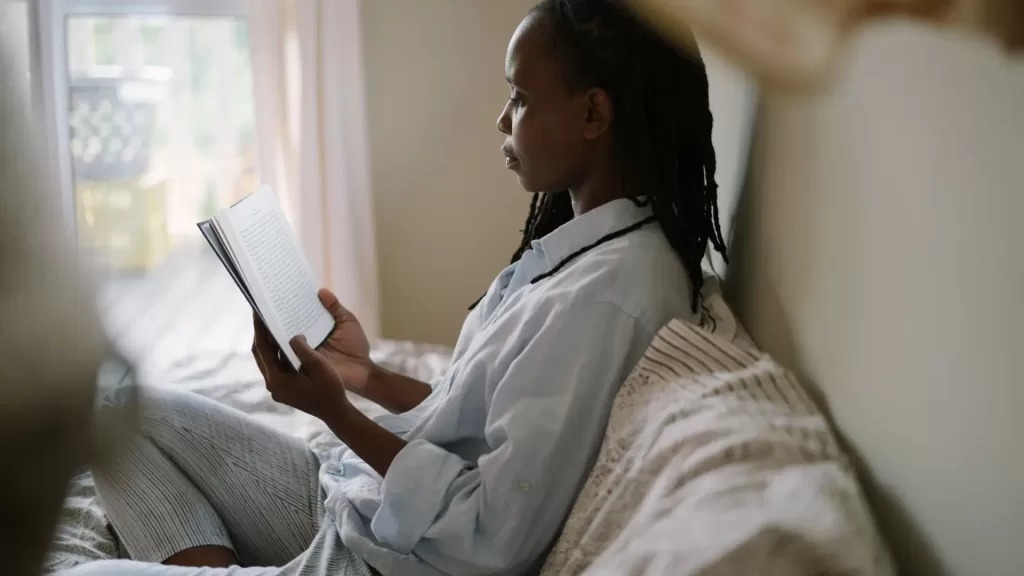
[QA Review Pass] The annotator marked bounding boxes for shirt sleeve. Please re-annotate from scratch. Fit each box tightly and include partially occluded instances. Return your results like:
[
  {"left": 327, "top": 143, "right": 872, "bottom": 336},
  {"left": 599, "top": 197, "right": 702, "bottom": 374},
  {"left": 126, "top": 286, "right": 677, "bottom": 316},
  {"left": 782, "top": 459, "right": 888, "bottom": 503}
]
[{"left": 371, "top": 299, "right": 652, "bottom": 574}]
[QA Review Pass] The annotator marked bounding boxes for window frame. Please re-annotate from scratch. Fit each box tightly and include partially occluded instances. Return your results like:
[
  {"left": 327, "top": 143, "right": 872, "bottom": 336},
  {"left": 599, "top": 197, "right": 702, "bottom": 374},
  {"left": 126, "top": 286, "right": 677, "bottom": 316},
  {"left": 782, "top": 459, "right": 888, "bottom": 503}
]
[{"left": 35, "top": 0, "right": 251, "bottom": 230}]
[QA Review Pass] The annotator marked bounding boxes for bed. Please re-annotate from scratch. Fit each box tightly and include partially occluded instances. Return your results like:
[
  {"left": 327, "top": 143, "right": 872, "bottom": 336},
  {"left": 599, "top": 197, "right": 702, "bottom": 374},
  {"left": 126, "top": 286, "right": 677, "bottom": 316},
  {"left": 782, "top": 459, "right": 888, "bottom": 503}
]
[{"left": 46, "top": 298, "right": 894, "bottom": 576}]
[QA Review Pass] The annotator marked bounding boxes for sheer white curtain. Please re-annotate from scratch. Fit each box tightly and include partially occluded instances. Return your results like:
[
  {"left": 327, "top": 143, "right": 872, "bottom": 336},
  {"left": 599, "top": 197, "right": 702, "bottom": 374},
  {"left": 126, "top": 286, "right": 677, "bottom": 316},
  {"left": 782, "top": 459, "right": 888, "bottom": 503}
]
[
  {"left": 0, "top": 0, "right": 31, "bottom": 108},
  {"left": 248, "top": 0, "right": 381, "bottom": 338}
]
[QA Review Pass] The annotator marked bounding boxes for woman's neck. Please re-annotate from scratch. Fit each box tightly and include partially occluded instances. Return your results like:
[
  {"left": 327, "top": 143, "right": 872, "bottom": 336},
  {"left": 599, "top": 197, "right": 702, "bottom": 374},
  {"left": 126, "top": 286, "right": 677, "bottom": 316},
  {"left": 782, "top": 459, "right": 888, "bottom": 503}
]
[
  {"left": 569, "top": 158, "right": 625, "bottom": 216},
  {"left": 569, "top": 189, "right": 622, "bottom": 216}
]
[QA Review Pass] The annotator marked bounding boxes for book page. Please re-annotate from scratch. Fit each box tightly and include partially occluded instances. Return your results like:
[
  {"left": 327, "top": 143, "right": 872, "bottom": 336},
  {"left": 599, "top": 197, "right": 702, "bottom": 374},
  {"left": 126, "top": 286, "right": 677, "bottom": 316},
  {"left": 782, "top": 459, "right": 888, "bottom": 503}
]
[
  {"left": 197, "top": 220, "right": 262, "bottom": 319},
  {"left": 220, "top": 187, "right": 334, "bottom": 369}
]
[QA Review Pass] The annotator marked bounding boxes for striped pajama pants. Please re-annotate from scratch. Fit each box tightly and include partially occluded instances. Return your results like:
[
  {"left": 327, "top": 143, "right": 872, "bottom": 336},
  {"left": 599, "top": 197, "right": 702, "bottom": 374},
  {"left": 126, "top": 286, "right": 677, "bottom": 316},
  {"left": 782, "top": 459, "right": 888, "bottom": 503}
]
[{"left": 60, "top": 387, "right": 376, "bottom": 576}]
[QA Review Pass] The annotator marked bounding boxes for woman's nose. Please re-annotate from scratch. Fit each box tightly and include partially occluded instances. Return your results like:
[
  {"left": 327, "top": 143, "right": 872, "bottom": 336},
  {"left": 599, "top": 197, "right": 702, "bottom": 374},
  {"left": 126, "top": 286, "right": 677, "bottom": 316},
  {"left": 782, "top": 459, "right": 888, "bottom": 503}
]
[{"left": 496, "top": 102, "right": 511, "bottom": 135}]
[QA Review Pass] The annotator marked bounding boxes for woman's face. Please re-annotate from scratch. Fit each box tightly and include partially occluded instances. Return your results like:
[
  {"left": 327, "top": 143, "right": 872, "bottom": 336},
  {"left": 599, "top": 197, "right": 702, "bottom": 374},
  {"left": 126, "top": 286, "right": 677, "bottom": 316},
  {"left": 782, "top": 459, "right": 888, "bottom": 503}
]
[{"left": 496, "top": 14, "right": 590, "bottom": 194}]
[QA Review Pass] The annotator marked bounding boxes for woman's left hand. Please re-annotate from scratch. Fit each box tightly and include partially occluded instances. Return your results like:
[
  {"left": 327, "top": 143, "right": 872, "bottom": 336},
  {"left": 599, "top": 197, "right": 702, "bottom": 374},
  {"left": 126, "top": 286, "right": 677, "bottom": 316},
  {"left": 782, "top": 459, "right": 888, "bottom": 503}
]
[
  {"left": 251, "top": 314, "right": 407, "bottom": 477},
  {"left": 251, "top": 315, "right": 352, "bottom": 422}
]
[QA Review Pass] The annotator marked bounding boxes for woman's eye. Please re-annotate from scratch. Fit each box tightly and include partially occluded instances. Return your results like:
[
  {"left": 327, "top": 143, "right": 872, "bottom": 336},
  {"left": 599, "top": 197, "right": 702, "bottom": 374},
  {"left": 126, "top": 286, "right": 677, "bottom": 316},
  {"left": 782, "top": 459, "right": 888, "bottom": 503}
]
[{"left": 509, "top": 93, "right": 523, "bottom": 106}]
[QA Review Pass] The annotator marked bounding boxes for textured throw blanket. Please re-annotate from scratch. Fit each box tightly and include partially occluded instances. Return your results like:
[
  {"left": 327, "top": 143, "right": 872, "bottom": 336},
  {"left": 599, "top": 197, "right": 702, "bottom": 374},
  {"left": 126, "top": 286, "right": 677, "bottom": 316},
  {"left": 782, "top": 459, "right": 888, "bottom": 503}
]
[{"left": 543, "top": 319, "right": 895, "bottom": 576}]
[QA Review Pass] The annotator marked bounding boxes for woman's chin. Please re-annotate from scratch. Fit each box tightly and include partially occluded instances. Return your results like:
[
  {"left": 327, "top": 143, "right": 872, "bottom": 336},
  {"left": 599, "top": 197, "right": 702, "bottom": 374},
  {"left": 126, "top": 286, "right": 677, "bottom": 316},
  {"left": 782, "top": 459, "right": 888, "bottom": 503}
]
[
  {"left": 512, "top": 170, "right": 560, "bottom": 195},
  {"left": 516, "top": 175, "right": 542, "bottom": 194}
]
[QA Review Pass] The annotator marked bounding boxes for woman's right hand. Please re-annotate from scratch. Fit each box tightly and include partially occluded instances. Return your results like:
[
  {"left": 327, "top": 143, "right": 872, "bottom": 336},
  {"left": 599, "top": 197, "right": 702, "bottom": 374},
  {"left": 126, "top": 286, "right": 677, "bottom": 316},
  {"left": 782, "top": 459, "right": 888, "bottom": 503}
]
[
  {"left": 310, "top": 288, "right": 432, "bottom": 413},
  {"left": 314, "top": 288, "right": 375, "bottom": 396}
]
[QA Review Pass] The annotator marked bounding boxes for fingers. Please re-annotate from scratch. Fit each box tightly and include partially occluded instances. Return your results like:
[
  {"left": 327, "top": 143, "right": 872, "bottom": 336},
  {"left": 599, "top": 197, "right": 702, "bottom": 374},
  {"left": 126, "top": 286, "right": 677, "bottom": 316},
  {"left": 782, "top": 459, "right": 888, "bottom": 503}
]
[
  {"left": 251, "top": 314, "right": 267, "bottom": 378},
  {"left": 253, "top": 314, "right": 286, "bottom": 379},
  {"left": 253, "top": 314, "right": 275, "bottom": 358},
  {"left": 318, "top": 288, "right": 351, "bottom": 322},
  {"left": 252, "top": 342, "right": 268, "bottom": 379},
  {"left": 290, "top": 335, "right": 336, "bottom": 382}
]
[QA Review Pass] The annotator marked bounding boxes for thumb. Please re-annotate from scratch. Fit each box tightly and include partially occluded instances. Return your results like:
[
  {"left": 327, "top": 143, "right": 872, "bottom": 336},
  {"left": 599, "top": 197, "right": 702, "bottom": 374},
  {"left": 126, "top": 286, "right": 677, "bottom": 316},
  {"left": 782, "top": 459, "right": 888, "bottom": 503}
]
[
  {"left": 290, "top": 336, "right": 336, "bottom": 381},
  {"left": 318, "top": 288, "right": 354, "bottom": 323}
]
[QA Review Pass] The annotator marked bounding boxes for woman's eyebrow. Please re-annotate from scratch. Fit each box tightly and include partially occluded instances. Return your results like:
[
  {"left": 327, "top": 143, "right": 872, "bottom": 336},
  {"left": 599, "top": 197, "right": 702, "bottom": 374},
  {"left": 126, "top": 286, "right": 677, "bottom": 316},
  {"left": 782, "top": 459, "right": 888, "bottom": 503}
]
[
  {"left": 505, "top": 65, "right": 522, "bottom": 86},
  {"left": 505, "top": 77, "right": 528, "bottom": 94}
]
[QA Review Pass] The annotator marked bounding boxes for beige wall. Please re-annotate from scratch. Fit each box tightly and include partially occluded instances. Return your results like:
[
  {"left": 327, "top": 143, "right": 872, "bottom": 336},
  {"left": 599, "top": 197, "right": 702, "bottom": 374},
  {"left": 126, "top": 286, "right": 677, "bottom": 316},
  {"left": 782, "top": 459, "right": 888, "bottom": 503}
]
[
  {"left": 361, "top": 0, "right": 537, "bottom": 345},
  {"left": 728, "top": 23, "right": 1023, "bottom": 575}
]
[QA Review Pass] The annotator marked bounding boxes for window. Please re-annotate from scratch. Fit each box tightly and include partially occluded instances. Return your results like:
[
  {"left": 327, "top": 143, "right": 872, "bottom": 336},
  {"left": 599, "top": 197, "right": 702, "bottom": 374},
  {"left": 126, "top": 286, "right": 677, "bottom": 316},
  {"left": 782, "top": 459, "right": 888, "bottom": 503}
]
[
  {"left": 37, "top": 1, "right": 259, "bottom": 276},
  {"left": 64, "top": 14, "right": 257, "bottom": 272},
  {"left": 37, "top": 0, "right": 259, "bottom": 366}
]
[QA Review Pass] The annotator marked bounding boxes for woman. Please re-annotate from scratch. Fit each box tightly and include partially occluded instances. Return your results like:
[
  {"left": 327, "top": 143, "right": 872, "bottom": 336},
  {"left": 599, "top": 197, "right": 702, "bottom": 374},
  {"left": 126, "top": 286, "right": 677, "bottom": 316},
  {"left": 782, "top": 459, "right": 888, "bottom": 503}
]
[{"left": 67, "top": 1, "right": 728, "bottom": 574}]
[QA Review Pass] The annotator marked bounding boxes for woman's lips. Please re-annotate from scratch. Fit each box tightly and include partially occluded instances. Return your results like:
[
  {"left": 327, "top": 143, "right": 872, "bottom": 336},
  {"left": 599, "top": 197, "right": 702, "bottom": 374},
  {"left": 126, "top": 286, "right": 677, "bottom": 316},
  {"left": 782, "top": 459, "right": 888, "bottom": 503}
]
[{"left": 502, "top": 146, "right": 520, "bottom": 170}]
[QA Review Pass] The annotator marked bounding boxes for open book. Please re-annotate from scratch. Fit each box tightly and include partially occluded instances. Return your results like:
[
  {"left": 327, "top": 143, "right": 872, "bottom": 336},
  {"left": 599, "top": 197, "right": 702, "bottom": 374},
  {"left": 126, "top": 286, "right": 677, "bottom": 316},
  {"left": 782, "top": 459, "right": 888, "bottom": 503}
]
[{"left": 197, "top": 187, "right": 334, "bottom": 370}]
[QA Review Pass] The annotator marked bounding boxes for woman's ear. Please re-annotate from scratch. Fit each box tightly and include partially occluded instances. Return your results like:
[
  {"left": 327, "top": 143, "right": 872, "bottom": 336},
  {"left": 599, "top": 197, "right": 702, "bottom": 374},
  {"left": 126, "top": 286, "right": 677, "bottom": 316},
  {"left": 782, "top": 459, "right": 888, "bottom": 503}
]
[{"left": 582, "top": 88, "right": 614, "bottom": 140}]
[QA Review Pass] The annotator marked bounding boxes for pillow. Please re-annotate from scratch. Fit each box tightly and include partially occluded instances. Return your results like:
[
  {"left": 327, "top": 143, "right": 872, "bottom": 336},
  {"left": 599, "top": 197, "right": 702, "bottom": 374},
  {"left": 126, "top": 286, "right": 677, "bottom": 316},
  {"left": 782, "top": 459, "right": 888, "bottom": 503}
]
[{"left": 541, "top": 317, "right": 894, "bottom": 576}]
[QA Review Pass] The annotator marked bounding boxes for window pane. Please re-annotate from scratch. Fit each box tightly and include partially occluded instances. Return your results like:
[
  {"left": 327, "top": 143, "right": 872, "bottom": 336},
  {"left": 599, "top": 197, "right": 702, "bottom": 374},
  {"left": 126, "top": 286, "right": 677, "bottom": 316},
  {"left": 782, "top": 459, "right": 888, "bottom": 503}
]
[{"left": 65, "top": 15, "right": 259, "bottom": 275}]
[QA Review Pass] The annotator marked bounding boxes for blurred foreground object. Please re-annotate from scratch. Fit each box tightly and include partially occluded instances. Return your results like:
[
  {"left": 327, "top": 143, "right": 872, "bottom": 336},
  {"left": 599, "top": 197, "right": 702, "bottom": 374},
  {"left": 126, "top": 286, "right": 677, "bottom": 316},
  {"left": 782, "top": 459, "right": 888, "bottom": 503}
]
[
  {"left": 0, "top": 43, "right": 133, "bottom": 575},
  {"left": 628, "top": 0, "right": 1021, "bottom": 87}
]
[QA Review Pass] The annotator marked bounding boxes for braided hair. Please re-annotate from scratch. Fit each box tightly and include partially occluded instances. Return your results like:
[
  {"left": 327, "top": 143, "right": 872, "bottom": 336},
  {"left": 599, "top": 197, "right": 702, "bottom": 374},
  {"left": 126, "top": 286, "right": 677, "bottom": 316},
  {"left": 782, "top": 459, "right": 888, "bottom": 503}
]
[{"left": 507, "top": 0, "right": 727, "bottom": 311}]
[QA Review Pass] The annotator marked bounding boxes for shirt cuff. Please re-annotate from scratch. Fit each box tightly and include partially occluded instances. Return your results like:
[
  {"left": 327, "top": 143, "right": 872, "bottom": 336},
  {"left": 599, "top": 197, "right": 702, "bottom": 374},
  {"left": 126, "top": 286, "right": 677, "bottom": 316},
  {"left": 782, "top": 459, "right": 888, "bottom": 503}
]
[{"left": 372, "top": 439, "right": 466, "bottom": 553}]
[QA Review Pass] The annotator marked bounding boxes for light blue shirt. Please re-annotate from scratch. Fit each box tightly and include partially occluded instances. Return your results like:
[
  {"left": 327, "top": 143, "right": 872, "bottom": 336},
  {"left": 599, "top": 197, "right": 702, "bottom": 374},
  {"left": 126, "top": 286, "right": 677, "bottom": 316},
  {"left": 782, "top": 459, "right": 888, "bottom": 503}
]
[{"left": 322, "top": 198, "right": 698, "bottom": 575}]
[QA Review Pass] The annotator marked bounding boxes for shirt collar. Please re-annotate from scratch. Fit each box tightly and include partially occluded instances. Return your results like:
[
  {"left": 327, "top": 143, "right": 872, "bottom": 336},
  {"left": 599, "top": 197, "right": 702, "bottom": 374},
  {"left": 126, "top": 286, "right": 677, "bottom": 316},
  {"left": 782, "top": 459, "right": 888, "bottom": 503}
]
[{"left": 530, "top": 197, "right": 654, "bottom": 270}]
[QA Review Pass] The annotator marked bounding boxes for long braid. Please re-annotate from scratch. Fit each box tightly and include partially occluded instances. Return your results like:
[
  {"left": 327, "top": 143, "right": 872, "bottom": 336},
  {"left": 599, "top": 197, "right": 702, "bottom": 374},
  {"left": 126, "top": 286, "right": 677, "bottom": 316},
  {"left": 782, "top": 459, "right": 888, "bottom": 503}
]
[
  {"left": 533, "top": 193, "right": 574, "bottom": 239},
  {"left": 704, "top": 109, "right": 728, "bottom": 255},
  {"left": 510, "top": 192, "right": 575, "bottom": 266},
  {"left": 511, "top": 192, "right": 542, "bottom": 263}
]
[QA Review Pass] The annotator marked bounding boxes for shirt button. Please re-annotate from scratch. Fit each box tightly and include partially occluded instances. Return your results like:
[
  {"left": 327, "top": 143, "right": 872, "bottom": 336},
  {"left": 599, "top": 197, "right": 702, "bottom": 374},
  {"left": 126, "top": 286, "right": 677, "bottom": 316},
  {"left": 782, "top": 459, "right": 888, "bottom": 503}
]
[{"left": 519, "top": 482, "right": 531, "bottom": 493}]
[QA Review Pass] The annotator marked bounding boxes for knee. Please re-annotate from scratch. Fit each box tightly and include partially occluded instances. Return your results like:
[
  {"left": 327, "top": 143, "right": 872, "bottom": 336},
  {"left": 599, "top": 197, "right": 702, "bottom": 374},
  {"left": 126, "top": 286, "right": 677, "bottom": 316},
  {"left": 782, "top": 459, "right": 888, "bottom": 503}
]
[{"left": 136, "top": 387, "right": 207, "bottom": 436}]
